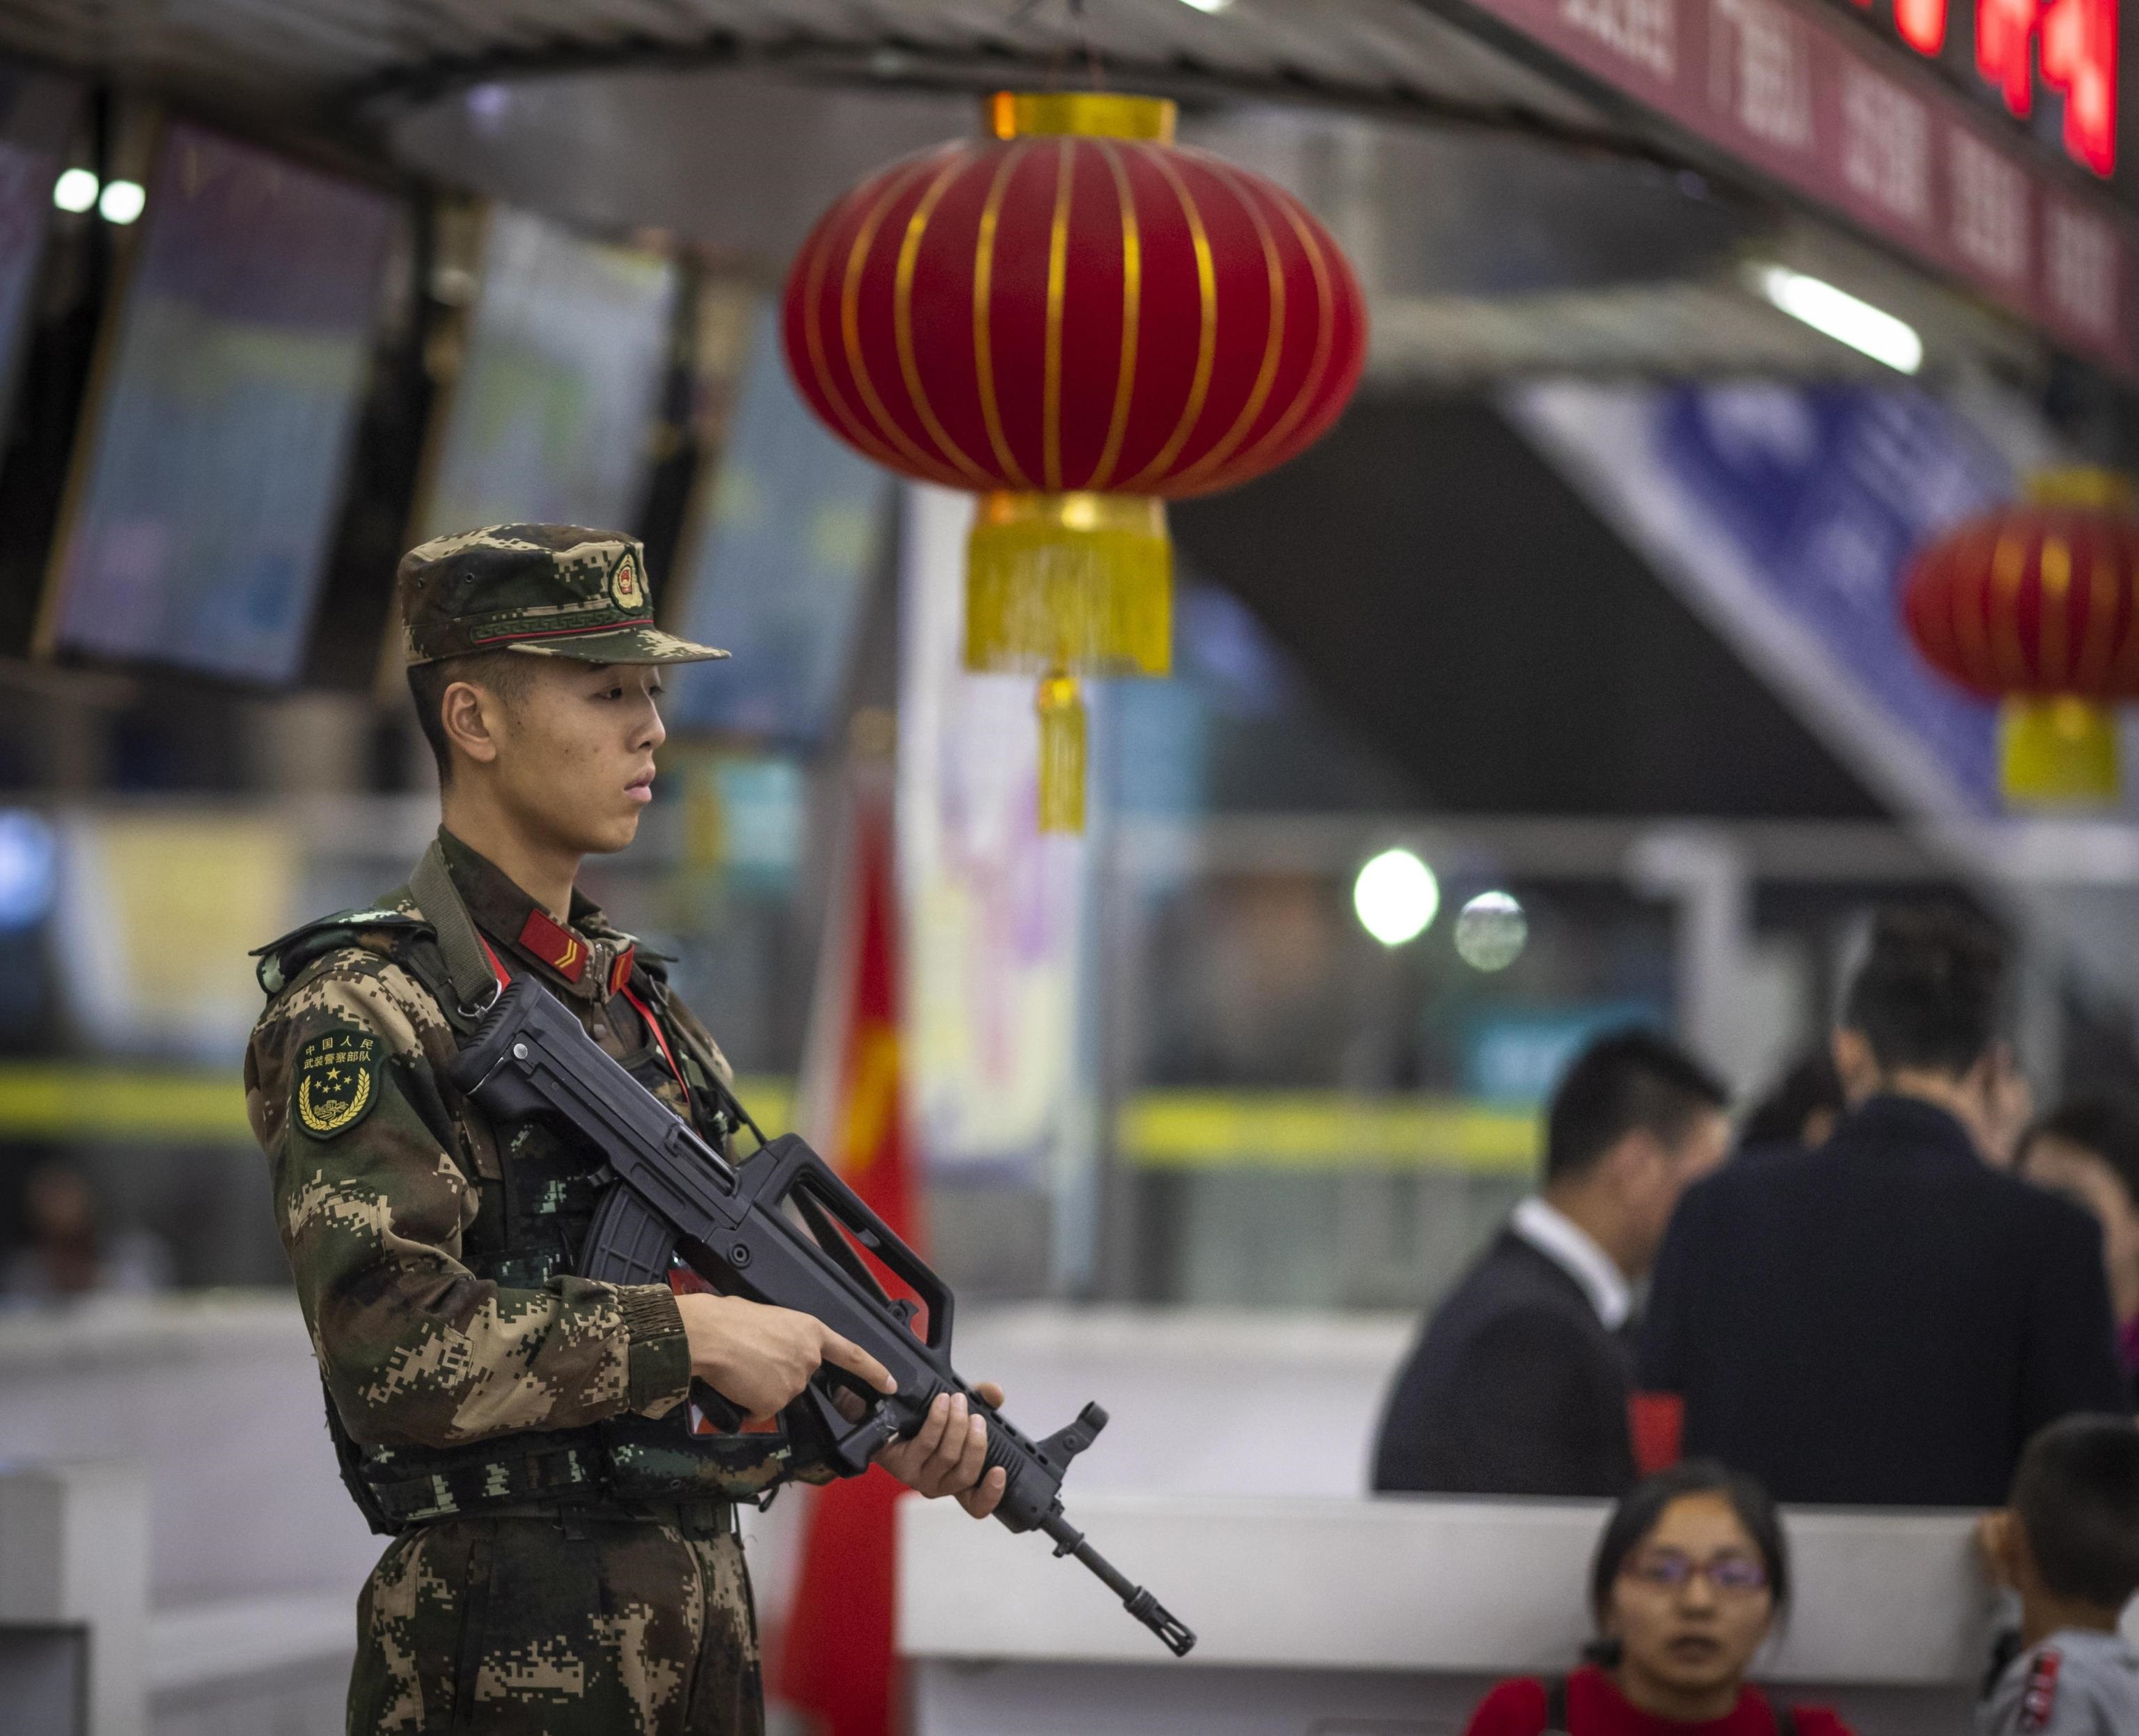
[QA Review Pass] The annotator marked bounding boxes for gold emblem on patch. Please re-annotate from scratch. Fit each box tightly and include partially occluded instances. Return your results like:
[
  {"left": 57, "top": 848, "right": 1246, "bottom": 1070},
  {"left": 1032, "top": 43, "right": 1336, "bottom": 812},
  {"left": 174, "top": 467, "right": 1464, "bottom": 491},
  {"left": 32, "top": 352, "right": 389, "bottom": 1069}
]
[
  {"left": 611, "top": 553, "right": 645, "bottom": 611},
  {"left": 295, "top": 1029, "right": 381, "bottom": 1139}
]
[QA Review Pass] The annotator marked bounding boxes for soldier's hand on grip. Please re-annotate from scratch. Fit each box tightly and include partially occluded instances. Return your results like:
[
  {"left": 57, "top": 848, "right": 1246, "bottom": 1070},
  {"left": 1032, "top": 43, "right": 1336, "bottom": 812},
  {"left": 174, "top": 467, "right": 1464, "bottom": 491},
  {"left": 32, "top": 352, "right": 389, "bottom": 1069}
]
[
  {"left": 875, "top": 1382, "right": 1010, "bottom": 1517},
  {"left": 675, "top": 1291, "right": 896, "bottom": 1422}
]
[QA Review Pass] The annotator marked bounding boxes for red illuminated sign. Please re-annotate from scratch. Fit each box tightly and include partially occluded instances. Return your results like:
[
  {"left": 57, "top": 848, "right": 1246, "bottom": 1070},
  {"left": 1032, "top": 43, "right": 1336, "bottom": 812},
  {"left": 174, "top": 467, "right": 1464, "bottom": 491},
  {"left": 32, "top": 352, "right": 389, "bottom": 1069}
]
[
  {"left": 1465, "top": 0, "right": 2139, "bottom": 373},
  {"left": 2039, "top": 0, "right": 2116, "bottom": 174},
  {"left": 1847, "top": 0, "right": 2115, "bottom": 173},
  {"left": 1893, "top": 0, "right": 1946, "bottom": 55}
]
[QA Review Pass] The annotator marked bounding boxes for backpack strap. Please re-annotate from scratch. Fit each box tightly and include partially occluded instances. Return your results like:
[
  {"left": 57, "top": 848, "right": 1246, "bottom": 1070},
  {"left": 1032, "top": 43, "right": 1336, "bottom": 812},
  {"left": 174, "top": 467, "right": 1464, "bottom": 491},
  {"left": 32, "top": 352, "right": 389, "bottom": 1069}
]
[
  {"left": 409, "top": 840, "right": 505, "bottom": 1031},
  {"left": 1542, "top": 1676, "right": 1571, "bottom": 1736}
]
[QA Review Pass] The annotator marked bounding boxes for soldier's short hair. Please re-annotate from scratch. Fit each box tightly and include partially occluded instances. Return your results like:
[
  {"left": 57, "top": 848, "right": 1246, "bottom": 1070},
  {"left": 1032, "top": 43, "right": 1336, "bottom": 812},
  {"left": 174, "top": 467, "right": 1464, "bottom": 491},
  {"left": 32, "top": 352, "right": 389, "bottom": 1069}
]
[
  {"left": 2012, "top": 1415, "right": 2139, "bottom": 1609},
  {"left": 407, "top": 652, "right": 535, "bottom": 786}
]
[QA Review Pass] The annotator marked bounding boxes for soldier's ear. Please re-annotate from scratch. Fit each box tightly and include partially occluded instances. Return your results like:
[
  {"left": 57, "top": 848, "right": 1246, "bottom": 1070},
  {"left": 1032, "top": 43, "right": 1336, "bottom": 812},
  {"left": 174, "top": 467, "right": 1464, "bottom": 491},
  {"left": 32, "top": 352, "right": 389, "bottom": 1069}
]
[{"left": 439, "top": 678, "right": 505, "bottom": 769}]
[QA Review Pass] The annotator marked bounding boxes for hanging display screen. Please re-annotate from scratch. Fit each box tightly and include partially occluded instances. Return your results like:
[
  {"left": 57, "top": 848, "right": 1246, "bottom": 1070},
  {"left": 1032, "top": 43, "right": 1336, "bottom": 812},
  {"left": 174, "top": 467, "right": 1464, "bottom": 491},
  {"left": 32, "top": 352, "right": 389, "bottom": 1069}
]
[
  {"left": 0, "top": 69, "right": 79, "bottom": 444},
  {"left": 667, "top": 304, "right": 892, "bottom": 744},
  {"left": 42, "top": 122, "right": 398, "bottom": 683},
  {"left": 0, "top": 139, "right": 53, "bottom": 423},
  {"left": 416, "top": 205, "right": 675, "bottom": 540}
]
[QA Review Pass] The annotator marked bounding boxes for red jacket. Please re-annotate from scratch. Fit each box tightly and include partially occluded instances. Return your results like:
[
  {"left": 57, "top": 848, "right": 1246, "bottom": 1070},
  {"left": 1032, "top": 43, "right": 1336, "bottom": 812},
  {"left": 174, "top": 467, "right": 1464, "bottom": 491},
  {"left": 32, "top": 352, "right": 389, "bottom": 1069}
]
[{"left": 1464, "top": 1666, "right": 1855, "bottom": 1736}]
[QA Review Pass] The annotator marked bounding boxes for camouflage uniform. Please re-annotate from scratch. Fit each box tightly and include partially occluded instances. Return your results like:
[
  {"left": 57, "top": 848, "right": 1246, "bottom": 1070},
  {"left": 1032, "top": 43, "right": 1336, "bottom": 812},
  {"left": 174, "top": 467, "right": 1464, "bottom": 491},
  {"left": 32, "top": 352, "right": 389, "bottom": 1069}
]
[{"left": 246, "top": 527, "right": 829, "bottom": 1736}]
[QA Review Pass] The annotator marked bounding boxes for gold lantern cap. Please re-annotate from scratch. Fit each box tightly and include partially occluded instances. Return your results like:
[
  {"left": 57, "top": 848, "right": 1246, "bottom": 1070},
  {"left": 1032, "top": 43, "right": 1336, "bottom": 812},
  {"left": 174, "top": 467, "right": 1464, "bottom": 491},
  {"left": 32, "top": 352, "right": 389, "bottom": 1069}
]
[{"left": 987, "top": 91, "right": 1176, "bottom": 142}]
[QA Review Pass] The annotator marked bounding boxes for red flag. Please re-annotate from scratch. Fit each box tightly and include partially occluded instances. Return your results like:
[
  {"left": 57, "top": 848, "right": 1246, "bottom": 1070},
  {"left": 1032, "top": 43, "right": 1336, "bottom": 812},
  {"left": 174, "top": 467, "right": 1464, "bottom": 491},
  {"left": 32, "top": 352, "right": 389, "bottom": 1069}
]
[{"left": 778, "top": 778, "right": 918, "bottom": 1736}]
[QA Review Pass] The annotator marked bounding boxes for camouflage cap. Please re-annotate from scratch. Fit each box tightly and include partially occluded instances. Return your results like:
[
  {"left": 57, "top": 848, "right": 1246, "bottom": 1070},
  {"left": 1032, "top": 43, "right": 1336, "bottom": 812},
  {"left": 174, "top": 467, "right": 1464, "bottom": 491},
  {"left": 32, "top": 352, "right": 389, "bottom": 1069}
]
[{"left": 397, "top": 524, "right": 728, "bottom": 666}]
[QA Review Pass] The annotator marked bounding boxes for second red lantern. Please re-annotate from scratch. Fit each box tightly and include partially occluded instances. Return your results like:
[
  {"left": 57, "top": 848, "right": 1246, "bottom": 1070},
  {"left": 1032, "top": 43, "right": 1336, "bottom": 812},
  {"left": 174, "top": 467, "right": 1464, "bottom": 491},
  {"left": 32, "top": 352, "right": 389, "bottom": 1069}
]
[
  {"left": 1902, "top": 469, "right": 2139, "bottom": 802},
  {"left": 782, "top": 92, "right": 1368, "bottom": 829}
]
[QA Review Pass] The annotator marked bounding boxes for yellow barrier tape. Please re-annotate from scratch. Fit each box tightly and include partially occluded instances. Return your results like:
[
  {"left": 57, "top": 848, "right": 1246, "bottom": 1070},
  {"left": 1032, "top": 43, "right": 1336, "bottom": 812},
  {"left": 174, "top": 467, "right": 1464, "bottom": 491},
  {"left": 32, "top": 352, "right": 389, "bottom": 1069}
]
[
  {"left": 0, "top": 1067, "right": 799, "bottom": 1146},
  {"left": 0, "top": 1067, "right": 254, "bottom": 1140},
  {"left": 1118, "top": 1091, "right": 1539, "bottom": 1175},
  {"left": 0, "top": 1068, "right": 1530, "bottom": 1174}
]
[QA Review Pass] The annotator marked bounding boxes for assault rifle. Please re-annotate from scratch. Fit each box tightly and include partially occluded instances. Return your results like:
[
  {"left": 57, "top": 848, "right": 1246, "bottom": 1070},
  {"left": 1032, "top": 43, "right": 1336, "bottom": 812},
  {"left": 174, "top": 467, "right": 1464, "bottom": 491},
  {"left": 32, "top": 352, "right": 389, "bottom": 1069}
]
[{"left": 448, "top": 978, "right": 1196, "bottom": 1657}]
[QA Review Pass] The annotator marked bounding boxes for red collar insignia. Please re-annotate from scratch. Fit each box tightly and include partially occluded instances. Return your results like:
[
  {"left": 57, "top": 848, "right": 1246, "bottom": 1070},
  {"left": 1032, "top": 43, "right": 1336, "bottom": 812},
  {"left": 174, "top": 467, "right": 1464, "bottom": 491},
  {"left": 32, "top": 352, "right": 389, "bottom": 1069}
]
[
  {"left": 609, "top": 945, "right": 636, "bottom": 998},
  {"left": 517, "top": 907, "right": 586, "bottom": 983}
]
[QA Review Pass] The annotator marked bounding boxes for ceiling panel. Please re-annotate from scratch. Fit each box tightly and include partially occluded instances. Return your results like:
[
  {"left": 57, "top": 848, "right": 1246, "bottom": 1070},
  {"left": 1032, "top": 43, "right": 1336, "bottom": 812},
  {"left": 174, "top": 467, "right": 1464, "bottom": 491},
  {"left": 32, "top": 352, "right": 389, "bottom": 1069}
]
[{"left": 0, "top": 0, "right": 1617, "bottom": 141}]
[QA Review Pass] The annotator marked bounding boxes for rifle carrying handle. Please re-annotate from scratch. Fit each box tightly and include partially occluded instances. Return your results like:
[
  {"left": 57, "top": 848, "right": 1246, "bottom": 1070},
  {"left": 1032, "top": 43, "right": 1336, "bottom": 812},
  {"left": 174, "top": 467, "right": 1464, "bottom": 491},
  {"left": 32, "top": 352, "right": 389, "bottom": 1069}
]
[{"left": 738, "top": 1136, "right": 956, "bottom": 1355}]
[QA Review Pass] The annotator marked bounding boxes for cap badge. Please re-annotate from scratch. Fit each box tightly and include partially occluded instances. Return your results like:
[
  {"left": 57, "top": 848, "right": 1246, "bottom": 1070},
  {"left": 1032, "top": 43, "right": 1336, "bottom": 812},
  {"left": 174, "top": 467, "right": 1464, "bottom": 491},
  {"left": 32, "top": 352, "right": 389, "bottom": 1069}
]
[{"left": 611, "top": 553, "right": 645, "bottom": 613}]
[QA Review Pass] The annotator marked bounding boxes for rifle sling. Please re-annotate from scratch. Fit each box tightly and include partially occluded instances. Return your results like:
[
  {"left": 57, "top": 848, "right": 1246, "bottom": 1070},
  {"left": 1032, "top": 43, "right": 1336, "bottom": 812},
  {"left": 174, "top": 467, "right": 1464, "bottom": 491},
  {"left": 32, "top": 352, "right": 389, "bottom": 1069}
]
[{"left": 410, "top": 840, "right": 503, "bottom": 1029}]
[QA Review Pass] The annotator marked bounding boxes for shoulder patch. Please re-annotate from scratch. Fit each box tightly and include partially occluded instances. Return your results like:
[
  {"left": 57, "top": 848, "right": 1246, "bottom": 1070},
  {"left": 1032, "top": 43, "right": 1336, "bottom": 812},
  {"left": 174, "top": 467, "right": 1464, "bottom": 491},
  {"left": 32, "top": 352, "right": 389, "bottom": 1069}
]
[
  {"left": 295, "top": 1026, "right": 383, "bottom": 1139},
  {"left": 2019, "top": 1646, "right": 2062, "bottom": 1733}
]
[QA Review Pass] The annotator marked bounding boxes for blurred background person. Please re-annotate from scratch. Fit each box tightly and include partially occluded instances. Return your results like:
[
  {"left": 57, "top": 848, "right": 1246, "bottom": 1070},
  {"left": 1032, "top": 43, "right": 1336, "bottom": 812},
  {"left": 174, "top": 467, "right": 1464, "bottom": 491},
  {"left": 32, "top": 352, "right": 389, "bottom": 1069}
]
[
  {"left": 0, "top": 1158, "right": 170, "bottom": 1304},
  {"left": 2016, "top": 1100, "right": 2139, "bottom": 1409},
  {"left": 1737, "top": 1050, "right": 1846, "bottom": 1162},
  {"left": 1462, "top": 1461, "right": 1853, "bottom": 1736},
  {"left": 1374, "top": 1031, "right": 1729, "bottom": 1496},
  {"left": 1977, "top": 1416, "right": 2139, "bottom": 1736},
  {"left": 1640, "top": 909, "right": 2125, "bottom": 1506}
]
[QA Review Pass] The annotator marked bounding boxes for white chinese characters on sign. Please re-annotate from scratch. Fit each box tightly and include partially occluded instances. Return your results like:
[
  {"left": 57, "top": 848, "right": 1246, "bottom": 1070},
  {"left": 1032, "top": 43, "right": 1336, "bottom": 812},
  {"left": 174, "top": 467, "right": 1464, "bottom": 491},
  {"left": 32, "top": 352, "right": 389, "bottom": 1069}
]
[
  {"left": 1712, "top": 0, "right": 1815, "bottom": 150},
  {"left": 2044, "top": 203, "right": 2118, "bottom": 341},
  {"left": 1842, "top": 63, "right": 1932, "bottom": 226},
  {"left": 1563, "top": 0, "right": 1676, "bottom": 78},
  {"left": 1950, "top": 126, "right": 2030, "bottom": 285}
]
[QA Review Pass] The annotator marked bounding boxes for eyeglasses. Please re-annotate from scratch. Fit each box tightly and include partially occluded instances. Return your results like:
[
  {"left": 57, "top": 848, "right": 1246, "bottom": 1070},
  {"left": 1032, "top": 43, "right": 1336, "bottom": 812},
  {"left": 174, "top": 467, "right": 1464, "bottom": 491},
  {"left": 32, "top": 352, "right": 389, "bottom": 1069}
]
[{"left": 1622, "top": 1549, "right": 1771, "bottom": 1595}]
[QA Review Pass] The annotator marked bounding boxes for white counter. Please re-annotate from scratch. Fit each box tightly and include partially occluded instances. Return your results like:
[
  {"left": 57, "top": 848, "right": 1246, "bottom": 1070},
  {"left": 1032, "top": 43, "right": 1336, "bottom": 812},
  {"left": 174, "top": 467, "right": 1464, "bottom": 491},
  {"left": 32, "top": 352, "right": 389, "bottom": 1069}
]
[{"left": 900, "top": 1494, "right": 2002, "bottom": 1735}]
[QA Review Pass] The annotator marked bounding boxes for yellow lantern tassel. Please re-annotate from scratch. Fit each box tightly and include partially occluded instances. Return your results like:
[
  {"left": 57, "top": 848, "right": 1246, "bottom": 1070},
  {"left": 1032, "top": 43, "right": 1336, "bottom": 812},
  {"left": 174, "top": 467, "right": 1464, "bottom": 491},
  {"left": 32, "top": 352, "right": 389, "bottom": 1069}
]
[
  {"left": 966, "top": 492, "right": 1171, "bottom": 678},
  {"left": 2000, "top": 696, "right": 2120, "bottom": 804},
  {"left": 1035, "top": 672, "right": 1086, "bottom": 834}
]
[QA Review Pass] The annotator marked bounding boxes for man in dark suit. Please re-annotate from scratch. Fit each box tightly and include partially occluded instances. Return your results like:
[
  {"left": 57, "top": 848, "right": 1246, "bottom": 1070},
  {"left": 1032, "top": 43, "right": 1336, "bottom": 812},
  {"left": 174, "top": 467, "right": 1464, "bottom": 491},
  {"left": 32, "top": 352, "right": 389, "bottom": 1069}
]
[
  {"left": 1639, "top": 909, "right": 2128, "bottom": 1507},
  {"left": 1373, "top": 1031, "right": 1731, "bottom": 1496}
]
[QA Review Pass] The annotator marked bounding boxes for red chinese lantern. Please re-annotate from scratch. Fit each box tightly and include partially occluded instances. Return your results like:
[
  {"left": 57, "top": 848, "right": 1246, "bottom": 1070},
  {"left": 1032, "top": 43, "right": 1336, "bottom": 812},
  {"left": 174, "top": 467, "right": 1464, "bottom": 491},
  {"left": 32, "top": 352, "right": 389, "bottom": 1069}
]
[
  {"left": 782, "top": 91, "right": 1367, "bottom": 829},
  {"left": 1903, "top": 469, "right": 2139, "bottom": 802}
]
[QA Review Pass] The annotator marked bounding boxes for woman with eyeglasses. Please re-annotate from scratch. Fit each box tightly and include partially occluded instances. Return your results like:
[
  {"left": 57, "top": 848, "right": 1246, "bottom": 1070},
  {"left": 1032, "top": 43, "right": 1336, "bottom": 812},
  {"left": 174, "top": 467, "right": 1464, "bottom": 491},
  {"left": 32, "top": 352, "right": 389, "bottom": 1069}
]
[{"left": 1463, "top": 1462, "right": 1855, "bottom": 1736}]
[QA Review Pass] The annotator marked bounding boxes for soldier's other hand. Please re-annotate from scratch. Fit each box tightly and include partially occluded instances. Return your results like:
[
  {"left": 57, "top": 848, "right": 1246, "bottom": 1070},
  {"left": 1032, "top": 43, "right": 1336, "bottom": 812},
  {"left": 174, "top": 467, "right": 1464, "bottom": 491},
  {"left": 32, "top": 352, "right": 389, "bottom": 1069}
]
[
  {"left": 674, "top": 1292, "right": 896, "bottom": 1422},
  {"left": 877, "top": 1381, "right": 1008, "bottom": 1518}
]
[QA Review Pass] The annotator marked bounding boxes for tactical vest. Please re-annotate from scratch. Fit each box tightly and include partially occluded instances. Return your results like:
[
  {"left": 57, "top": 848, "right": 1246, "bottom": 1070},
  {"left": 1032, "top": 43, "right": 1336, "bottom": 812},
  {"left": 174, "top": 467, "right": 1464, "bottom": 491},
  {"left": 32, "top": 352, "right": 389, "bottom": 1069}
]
[{"left": 258, "top": 863, "right": 805, "bottom": 1534}]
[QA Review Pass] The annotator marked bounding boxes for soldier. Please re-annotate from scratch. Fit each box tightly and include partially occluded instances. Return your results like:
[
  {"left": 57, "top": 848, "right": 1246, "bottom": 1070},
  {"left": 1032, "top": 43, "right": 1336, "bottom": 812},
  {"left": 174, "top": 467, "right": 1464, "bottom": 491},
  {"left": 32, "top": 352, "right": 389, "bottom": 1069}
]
[{"left": 244, "top": 525, "right": 1003, "bottom": 1735}]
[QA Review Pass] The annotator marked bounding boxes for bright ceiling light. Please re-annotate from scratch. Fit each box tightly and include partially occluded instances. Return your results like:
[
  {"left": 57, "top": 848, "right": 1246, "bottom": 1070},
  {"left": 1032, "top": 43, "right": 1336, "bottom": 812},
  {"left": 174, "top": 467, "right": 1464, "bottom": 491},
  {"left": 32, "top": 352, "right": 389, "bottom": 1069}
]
[
  {"left": 1353, "top": 848, "right": 1440, "bottom": 948},
  {"left": 1748, "top": 263, "right": 1922, "bottom": 374},
  {"left": 1178, "top": 0, "right": 1234, "bottom": 12},
  {"left": 1454, "top": 891, "right": 1528, "bottom": 972},
  {"left": 98, "top": 179, "right": 146, "bottom": 225},
  {"left": 52, "top": 168, "right": 98, "bottom": 213}
]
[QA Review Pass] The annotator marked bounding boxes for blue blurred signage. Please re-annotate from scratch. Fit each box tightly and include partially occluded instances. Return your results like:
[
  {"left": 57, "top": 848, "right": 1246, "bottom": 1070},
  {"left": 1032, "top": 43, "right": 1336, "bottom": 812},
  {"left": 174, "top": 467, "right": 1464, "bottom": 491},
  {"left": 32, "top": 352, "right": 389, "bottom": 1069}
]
[
  {"left": 1512, "top": 382, "right": 2015, "bottom": 815},
  {"left": 713, "top": 755, "right": 806, "bottom": 891},
  {"left": 1464, "top": 1002, "right": 1666, "bottom": 1105},
  {"left": 0, "top": 810, "right": 57, "bottom": 930}
]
